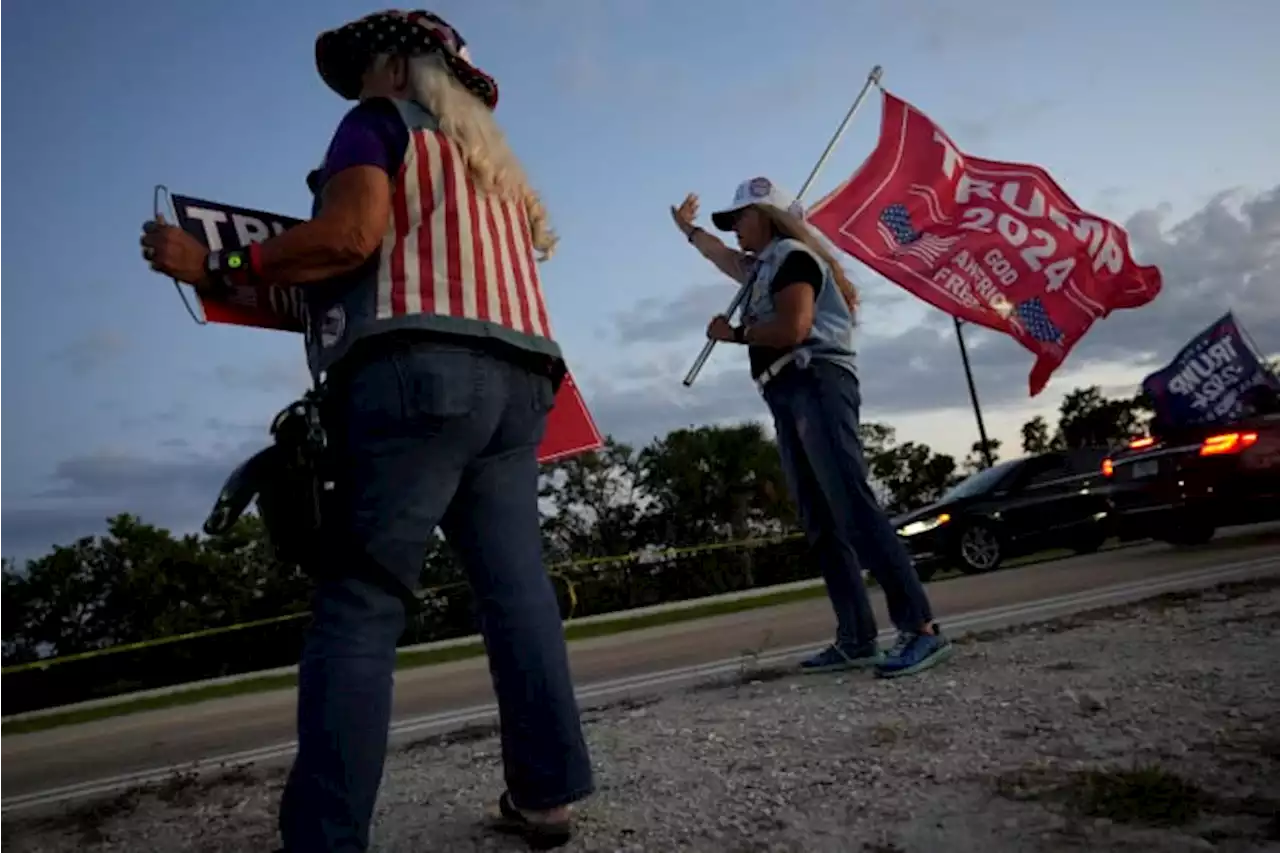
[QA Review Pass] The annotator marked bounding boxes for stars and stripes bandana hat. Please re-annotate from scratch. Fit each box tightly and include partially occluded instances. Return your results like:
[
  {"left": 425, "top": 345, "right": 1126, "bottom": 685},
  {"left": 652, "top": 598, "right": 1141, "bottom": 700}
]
[{"left": 315, "top": 9, "right": 498, "bottom": 109}]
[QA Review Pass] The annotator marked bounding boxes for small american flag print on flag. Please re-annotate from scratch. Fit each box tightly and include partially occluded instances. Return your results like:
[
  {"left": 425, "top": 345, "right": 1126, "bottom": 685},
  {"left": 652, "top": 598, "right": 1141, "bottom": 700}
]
[
  {"left": 1015, "top": 297, "right": 1064, "bottom": 344},
  {"left": 876, "top": 203, "right": 957, "bottom": 265}
]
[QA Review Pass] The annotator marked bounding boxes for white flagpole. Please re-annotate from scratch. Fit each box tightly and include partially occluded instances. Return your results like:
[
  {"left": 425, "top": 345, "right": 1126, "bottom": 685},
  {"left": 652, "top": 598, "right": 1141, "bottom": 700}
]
[{"left": 682, "top": 64, "right": 884, "bottom": 388}]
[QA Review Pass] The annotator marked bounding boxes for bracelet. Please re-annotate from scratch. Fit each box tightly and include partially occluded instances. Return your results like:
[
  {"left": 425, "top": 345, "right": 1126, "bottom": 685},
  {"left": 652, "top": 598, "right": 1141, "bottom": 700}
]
[
  {"left": 205, "top": 244, "right": 263, "bottom": 291},
  {"left": 686, "top": 226, "right": 703, "bottom": 244}
]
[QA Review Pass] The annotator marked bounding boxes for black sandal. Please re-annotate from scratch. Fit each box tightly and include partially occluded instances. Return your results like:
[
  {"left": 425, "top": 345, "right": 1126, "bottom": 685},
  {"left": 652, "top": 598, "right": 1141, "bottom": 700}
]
[{"left": 493, "top": 791, "right": 573, "bottom": 850}]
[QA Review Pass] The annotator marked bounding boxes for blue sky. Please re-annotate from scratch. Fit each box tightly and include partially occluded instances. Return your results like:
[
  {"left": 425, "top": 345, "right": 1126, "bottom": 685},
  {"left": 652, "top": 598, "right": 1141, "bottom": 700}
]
[{"left": 4, "top": 0, "right": 1279, "bottom": 560}]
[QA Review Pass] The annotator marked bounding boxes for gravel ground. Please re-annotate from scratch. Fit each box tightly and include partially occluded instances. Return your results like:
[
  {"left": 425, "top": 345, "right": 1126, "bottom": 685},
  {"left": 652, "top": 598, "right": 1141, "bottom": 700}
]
[{"left": 6, "top": 577, "right": 1280, "bottom": 853}]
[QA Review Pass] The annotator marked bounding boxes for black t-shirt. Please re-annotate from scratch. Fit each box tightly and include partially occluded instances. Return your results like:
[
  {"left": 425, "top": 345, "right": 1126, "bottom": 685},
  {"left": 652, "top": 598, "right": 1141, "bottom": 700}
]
[{"left": 747, "top": 250, "right": 823, "bottom": 378}]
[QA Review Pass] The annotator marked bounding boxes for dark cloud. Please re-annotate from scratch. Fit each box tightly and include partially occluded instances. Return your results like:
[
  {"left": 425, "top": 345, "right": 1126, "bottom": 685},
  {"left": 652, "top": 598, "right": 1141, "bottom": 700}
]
[
  {"left": 595, "top": 183, "right": 1280, "bottom": 444},
  {"left": 47, "top": 329, "right": 129, "bottom": 375},
  {"left": 614, "top": 282, "right": 737, "bottom": 345},
  {"left": 2, "top": 441, "right": 260, "bottom": 563},
  {"left": 1102, "top": 186, "right": 1280, "bottom": 359}
]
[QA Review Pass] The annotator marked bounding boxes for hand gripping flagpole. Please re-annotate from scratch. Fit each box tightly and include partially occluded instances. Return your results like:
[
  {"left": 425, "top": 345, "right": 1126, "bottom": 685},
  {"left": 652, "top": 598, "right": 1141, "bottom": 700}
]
[{"left": 682, "top": 64, "right": 884, "bottom": 388}]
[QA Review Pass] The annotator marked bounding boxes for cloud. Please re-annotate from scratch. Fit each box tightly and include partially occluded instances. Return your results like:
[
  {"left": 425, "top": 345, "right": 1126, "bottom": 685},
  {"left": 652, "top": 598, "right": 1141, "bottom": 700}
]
[
  {"left": 1076, "top": 184, "right": 1280, "bottom": 363},
  {"left": 588, "top": 320, "right": 1031, "bottom": 448},
  {"left": 614, "top": 282, "right": 736, "bottom": 345},
  {"left": 595, "top": 183, "right": 1280, "bottom": 444},
  {"left": 2, "top": 442, "right": 259, "bottom": 563},
  {"left": 47, "top": 329, "right": 129, "bottom": 375},
  {"left": 612, "top": 268, "right": 910, "bottom": 348},
  {"left": 8, "top": 185, "right": 1276, "bottom": 559}
]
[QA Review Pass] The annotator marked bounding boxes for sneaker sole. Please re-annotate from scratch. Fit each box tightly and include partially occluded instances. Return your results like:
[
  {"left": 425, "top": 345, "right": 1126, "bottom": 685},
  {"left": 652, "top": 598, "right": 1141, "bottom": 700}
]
[
  {"left": 800, "top": 657, "right": 883, "bottom": 674},
  {"left": 874, "top": 642, "right": 954, "bottom": 679}
]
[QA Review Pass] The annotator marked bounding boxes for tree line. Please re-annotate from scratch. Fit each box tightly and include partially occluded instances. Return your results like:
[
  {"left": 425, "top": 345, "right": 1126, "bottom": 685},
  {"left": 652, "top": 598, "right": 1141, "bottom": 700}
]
[{"left": 2, "top": 385, "right": 1153, "bottom": 713}]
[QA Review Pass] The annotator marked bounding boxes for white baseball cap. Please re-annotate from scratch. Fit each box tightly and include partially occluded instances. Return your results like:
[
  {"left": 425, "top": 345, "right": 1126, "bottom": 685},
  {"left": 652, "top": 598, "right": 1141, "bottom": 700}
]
[{"left": 710, "top": 176, "right": 805, "bottom": 231}]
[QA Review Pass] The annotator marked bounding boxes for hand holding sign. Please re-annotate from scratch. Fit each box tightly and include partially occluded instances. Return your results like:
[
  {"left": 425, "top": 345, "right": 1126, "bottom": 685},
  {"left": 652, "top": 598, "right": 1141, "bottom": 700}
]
[{"left": 140, "top": 214, "right": 209, "bottom": 287}]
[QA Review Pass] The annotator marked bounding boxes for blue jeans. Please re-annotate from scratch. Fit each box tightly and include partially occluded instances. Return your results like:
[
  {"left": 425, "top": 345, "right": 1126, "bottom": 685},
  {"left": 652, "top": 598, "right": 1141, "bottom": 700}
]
[
  {"left": 279, "top": 338, "right": 594, "bottom": 853},
  {"left": 764, "top": 360, "right": 934, "bottom": 649}
]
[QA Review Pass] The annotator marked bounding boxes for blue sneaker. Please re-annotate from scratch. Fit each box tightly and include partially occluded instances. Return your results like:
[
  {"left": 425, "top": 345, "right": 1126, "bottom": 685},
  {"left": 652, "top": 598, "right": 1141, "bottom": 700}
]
[
  {"left": 875, "top": 628, "right": 953, "bottom": 679},
  {"left": 799, "top": 642, "right": 883, "bottom": 674}
]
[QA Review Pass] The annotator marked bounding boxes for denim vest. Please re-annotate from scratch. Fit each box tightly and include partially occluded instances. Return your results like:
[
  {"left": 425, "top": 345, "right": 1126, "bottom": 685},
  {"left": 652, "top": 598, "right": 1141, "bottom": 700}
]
[
  {"left": 741, "top": 237, "right": 858, "bottom": 378},
  {"left": 303, "top": 100, "right": 563, "bottom": 382}
]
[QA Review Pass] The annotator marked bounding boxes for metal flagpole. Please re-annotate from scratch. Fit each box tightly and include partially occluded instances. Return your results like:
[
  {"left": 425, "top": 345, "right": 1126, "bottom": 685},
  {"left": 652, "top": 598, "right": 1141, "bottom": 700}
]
[
  {"left": 953, "top": 317, "right": 995, "bottom": 468},
  {"left": 682, "top": 64, "right": 885, "bottom": 387}
]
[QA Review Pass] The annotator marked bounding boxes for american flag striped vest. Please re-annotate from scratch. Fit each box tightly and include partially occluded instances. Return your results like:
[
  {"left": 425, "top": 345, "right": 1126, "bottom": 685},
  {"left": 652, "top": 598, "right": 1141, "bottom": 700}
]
[
  {"left": 305, "top": 100, "right": 562, "bottom": 381},
  {"left": 741, "top": 237, "right": 859, "bottom": 376}
]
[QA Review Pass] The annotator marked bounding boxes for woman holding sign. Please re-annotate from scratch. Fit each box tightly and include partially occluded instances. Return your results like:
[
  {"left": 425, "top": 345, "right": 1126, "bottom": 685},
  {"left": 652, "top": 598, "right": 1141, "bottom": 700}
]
[
  {"left": 141, "top": 10, "right": 590, "bottom": 851},
  {"left": 671, "top": 179, "right": 952, "bottom": 681}
]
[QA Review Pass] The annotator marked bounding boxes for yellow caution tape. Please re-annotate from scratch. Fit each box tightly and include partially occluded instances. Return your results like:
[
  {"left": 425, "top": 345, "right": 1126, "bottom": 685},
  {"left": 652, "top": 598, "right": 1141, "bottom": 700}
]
[{"left": 2, "top": 532, "right": 800, "bottom": 673}]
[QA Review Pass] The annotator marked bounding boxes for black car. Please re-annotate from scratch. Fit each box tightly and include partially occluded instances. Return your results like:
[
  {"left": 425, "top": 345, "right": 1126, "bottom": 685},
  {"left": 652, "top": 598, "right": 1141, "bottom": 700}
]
[
  {"left": 1103, "top": 413, "right": 1280, "bottom": 546},
  {"left": 892, "top": 448, "right": 1115, "bottom": 580}
]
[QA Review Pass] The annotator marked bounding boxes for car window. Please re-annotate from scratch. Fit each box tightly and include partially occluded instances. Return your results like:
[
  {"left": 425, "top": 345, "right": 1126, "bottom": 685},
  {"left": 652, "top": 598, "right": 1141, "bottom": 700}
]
[
  {"left": 1066, "top": 448, "right": 1108, "bottom": 475},
  {"left": 1022, "top": 454, "right": 1073, "bottom": 488},
  {"left": 940, "top": 458, "right": 1022, "bottom": 500}
]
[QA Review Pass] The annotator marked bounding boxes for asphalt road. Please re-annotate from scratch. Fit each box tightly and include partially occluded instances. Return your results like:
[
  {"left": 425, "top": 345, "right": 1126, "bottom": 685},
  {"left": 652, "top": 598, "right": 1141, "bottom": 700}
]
[{"left": 4, "top": 525, "right": 1279, "bottom": 809}]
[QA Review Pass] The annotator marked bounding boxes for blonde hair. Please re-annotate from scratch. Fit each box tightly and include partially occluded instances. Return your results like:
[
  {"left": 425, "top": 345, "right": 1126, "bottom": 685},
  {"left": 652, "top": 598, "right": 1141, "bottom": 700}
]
[
  {"left": 756, "top": 205, "right": 859, "bottom": 313},
  {"left": 387, "top": 53, "right": 558, "bottom": 261}
]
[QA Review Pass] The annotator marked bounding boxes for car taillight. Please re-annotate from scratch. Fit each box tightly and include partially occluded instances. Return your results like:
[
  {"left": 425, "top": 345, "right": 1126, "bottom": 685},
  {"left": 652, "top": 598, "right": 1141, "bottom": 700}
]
[
  {"left": 1101, "top": 458, "right": 1114, "bottom": 477},
  {"left": 1128, "top": 436, "right": 1155, "bottom": 450},
  {"left": 1199, "top": 431, "right": 1259, "bottom": 456}
]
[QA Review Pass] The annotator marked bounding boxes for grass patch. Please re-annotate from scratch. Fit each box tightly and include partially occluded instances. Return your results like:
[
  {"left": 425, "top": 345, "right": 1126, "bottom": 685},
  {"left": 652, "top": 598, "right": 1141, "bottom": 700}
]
[
  {"left": 3, "top": 673, "right": 302, "bottom": 735},
  {"left": 1069, "top": 766, "right": 1208, "bottom": 826},
  {"left": 997, "top": 764, "right": 1210, "bottom": 827},
  {"left": 4, "top": 584, "right": 833, "bottom": 736},
  {"left": 2, "top": 541, "right": 1131, "bottom": 735}
]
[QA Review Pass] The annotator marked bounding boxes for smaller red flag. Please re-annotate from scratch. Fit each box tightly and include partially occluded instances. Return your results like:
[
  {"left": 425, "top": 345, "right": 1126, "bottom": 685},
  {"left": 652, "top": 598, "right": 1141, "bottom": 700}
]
[
  {"left": 807, "top": 91, "right": 1162, "bottom": 395},
  {"left": 538, "top": 372, "right": 604, "bottom": 463}
]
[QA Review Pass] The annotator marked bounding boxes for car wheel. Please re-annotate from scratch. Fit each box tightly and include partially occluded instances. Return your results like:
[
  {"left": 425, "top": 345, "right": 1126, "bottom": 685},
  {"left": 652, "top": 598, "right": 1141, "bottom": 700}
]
[{"left": 956, "top": 524, "right": 1002, "bottom": 574}]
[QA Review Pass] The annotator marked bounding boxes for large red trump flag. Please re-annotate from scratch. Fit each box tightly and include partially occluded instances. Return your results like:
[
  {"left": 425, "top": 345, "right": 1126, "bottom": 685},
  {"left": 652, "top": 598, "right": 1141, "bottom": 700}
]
[{"left": 807, "top": 91, "right": 1162, "bottom": 395}]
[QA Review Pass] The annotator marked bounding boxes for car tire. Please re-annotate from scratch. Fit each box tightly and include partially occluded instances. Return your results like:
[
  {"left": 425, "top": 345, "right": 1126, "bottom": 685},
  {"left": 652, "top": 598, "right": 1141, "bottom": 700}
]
[{"left": 956, "top": 523, "right": 1003, "bottom": 574}]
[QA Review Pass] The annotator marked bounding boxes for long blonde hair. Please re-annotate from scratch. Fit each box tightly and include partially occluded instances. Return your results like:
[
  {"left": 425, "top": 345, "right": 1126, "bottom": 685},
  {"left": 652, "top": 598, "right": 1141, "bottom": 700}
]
[
  {"left": 757, "top": 205, "right": 859, "bottom": 313},
  {"left": 387, "top": 53, "right": 558, "bottom": 261}
]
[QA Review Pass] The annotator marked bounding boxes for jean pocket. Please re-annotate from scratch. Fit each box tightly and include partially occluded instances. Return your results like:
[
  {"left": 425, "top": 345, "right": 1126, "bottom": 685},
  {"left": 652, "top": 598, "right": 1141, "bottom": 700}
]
[{"left": 395, "top": 345, "right": 483, "bottom": 421}]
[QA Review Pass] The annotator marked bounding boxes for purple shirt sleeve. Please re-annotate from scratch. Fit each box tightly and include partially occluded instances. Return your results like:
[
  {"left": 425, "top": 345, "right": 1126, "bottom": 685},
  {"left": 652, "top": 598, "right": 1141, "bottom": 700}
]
[{"left": 308, "top": 97, "right": 409, "bottom": 196}]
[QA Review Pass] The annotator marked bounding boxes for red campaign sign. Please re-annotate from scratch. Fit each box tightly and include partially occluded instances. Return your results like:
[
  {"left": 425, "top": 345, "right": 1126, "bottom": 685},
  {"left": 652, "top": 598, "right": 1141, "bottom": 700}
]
[
  {"left": 168, "top": 194, "right": 603, "bottom": 463},
  {"left": 807, "top": 91, "right": 1163, "bottom": 395}
]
